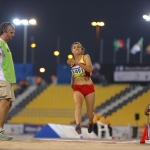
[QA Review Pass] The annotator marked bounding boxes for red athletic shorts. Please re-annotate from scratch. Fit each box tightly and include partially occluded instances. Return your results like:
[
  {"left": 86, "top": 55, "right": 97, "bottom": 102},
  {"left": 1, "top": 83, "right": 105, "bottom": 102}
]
[{"left": 73, "top": 84, "right": 95, "bottom": 97}]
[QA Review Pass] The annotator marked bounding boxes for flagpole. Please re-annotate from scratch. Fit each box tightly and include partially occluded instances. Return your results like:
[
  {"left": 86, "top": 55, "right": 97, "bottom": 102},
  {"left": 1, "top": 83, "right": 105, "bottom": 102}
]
[
  {"left": 140, "top": 37, "right": 143, "bottom": 64},
  {"left": 100, "top": 38, "right": 103, "bottom": 64},
  {"left": 113, "top": 48, "right": 116, "bottom": 64},
  {"left": 126, "top": 38, "right": 130, "bottom": 64},
  {"left": 113, "top": 38, "right": 116, "bottom": 64}
]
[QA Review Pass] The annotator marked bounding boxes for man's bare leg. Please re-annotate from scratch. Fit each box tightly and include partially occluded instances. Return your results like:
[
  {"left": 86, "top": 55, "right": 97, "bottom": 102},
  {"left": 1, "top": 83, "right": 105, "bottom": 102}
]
[
  {"left": 0, "top": 99, "right": 13, "bottom": 140},
  {"left": 0, "top": 99, "right": 11, "bottom": 128}
]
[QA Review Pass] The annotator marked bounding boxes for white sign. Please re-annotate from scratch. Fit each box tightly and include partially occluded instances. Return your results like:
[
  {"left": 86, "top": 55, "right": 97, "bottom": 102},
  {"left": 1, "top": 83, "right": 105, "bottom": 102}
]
[
  {"left": 114, "top": 71, "right": 150, "bottom": 82},
  {"left": 4, "top": 124, "right": 24, "bottom": 134}
]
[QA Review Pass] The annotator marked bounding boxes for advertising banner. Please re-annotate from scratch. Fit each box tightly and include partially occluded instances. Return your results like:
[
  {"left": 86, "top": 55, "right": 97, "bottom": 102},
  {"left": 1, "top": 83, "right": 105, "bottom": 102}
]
[{"left": 114, "top": 65, "right": 150, "bottom": 82}]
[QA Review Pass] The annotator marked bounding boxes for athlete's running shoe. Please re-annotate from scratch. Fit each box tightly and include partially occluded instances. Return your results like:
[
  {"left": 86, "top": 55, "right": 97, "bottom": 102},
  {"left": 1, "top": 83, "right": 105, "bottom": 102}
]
[
  {"left": 75, "top": 124, "right": 82, "bottom": 134},
  {"left": 0, "top": 130, "right": 13, "bottom": 141},
  {"left": 88, "top": 124, "right": 93, "bottom": 133}
]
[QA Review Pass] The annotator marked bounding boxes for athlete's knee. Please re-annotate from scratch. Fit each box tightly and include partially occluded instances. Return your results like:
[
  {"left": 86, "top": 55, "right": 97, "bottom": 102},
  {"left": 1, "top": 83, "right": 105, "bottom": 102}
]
[{"left": 75, "top": 103, "right": 82, "bottom": 110}]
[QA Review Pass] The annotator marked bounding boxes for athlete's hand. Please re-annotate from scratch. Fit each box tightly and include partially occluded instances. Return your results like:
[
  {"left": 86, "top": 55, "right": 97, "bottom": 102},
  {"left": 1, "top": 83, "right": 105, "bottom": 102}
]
[
  {"left": 67, "top": 58, "right": 74, "bottom": 64},
  {"left": 67, "top": 58, "right": 79, "bottom": 65}
]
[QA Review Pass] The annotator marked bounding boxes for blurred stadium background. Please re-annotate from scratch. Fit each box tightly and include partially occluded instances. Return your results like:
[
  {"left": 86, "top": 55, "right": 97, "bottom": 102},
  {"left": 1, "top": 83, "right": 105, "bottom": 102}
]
[{"left": 4, "top": 62, "right": 150, "bottom": 140}]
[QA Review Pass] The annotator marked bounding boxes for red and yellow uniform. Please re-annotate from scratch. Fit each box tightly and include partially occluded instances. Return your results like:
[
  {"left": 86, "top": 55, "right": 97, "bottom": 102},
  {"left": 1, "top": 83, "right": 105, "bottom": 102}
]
[
  {"left": 70, "top": 55, "right": 95, "bottom": 97},
  {"left": 71, "top": 55, "right": 90, "bottom": 78}
]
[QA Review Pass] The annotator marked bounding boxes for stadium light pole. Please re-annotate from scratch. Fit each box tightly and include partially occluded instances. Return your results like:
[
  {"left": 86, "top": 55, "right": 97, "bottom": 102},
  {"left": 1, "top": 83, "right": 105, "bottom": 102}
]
[
  {"left": 54, "top": 50, "right": 60, "bottom": 64},
  {"left": 13, "top": 19, "right": 37, "bottom": 64},
  {"left": 30, "top": 37, "right": 36, "bottom": 64},
  {"left": 91, "top": 22, "right": 105, "bottom": 63},
  {"left": 54, "top": 50, "right": 60, "bottom": 76}
]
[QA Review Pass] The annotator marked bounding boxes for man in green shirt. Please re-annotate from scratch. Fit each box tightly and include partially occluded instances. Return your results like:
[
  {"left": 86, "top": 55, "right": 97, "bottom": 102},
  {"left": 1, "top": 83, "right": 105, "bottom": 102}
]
[{"left": 0, "top": 22, "right": 16, "bottom": 140}]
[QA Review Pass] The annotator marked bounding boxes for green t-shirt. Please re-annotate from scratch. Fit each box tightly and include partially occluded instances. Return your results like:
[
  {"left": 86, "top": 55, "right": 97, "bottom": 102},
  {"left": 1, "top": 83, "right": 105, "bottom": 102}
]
[{"left": 0, "top": 40, "right": 16, "bottom": 83}]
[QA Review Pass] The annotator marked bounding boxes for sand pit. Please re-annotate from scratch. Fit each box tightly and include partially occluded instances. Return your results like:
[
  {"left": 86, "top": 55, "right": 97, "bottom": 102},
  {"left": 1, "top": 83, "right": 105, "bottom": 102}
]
[{"left": 0, "top": 138, "right": 149, "bottom": 150}]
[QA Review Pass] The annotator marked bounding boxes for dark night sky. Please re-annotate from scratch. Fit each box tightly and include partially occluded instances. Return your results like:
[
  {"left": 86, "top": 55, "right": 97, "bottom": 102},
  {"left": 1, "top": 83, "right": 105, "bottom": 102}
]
[{"left": 0, "top": 0, "right": 150, "bottom": 82}]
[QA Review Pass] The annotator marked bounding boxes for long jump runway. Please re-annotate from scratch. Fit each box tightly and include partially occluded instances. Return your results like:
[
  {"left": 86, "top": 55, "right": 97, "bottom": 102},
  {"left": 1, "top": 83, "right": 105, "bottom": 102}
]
[{"left": 0, "top": 137, "right": 149, "bottom": 150}]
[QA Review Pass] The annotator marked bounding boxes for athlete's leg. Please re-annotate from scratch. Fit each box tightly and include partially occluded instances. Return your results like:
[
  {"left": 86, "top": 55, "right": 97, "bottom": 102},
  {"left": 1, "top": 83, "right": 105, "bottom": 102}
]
[
  {"left": 73, "top": 91, "right": 84, "bottom": 125},
  {"left": 85, "top": 92, "right": 95, "bottom": 124}
]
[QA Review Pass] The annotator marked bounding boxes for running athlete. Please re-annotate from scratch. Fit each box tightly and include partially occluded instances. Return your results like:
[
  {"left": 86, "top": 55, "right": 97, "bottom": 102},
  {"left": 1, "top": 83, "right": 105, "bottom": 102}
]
[
  {"left": 67, "top": 42, "right": 95, "bottom": 134},
  {"left": 0, "top": 22, "right": 16, "bottom": 140}
]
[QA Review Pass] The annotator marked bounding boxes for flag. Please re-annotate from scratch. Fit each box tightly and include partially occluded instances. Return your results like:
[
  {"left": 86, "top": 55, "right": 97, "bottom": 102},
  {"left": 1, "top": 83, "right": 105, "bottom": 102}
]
[
  {"left": 130, "top": 37, "right": 143, "bottom": 54},
  {"left": 146, "top": 44, "right": 150, "bottom": 55},
  {"left": 140, "top": 125, "right": 150, "bottom": 144},
  {"left": 113, "top": 39, "right": 124, "bottom": 51}
]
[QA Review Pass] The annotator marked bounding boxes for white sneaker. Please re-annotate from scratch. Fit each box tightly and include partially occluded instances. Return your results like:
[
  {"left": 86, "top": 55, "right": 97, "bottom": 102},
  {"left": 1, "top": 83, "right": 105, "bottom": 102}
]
[
  {"left": 145, "top": 140, "right": 150, "bottom": 144},
  {"left": 0, "top": 130, "right": 13, "bottom": 141}
]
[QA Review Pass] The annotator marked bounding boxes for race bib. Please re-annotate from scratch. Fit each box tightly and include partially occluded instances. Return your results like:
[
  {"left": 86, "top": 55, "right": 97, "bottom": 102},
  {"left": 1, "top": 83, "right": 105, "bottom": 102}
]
[{"left": 71, "top": 66, "right": 85, "bottom": 77}]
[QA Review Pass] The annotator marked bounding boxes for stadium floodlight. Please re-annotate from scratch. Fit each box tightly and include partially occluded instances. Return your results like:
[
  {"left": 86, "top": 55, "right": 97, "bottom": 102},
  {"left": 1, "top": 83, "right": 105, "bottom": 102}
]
[
  {"left": 91, "top": 22, "right": 105, "bottom": 26},
  {"left": 12, "top": 18, "right": 37, "bottom": 64},
  {"left": 54, "top": 50, "right": 60, "bottom": 65},
  {"left": 29, "top": 19, "right": 37, "bottom": 25},
  {"left": 20, "top": 19, "right": 29, "bottom": 25},
  {"left": 143, "top": 15, "right": 150, "bottom": 22},
  {"left": 13, "top": 18, "right": 37, "bottom": 26},
  {"left": 12, "top": 19, "right": 21, "bottom": 25},
  {"left": 54, "top": 50, "right": 60, "bottom": 56}
]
